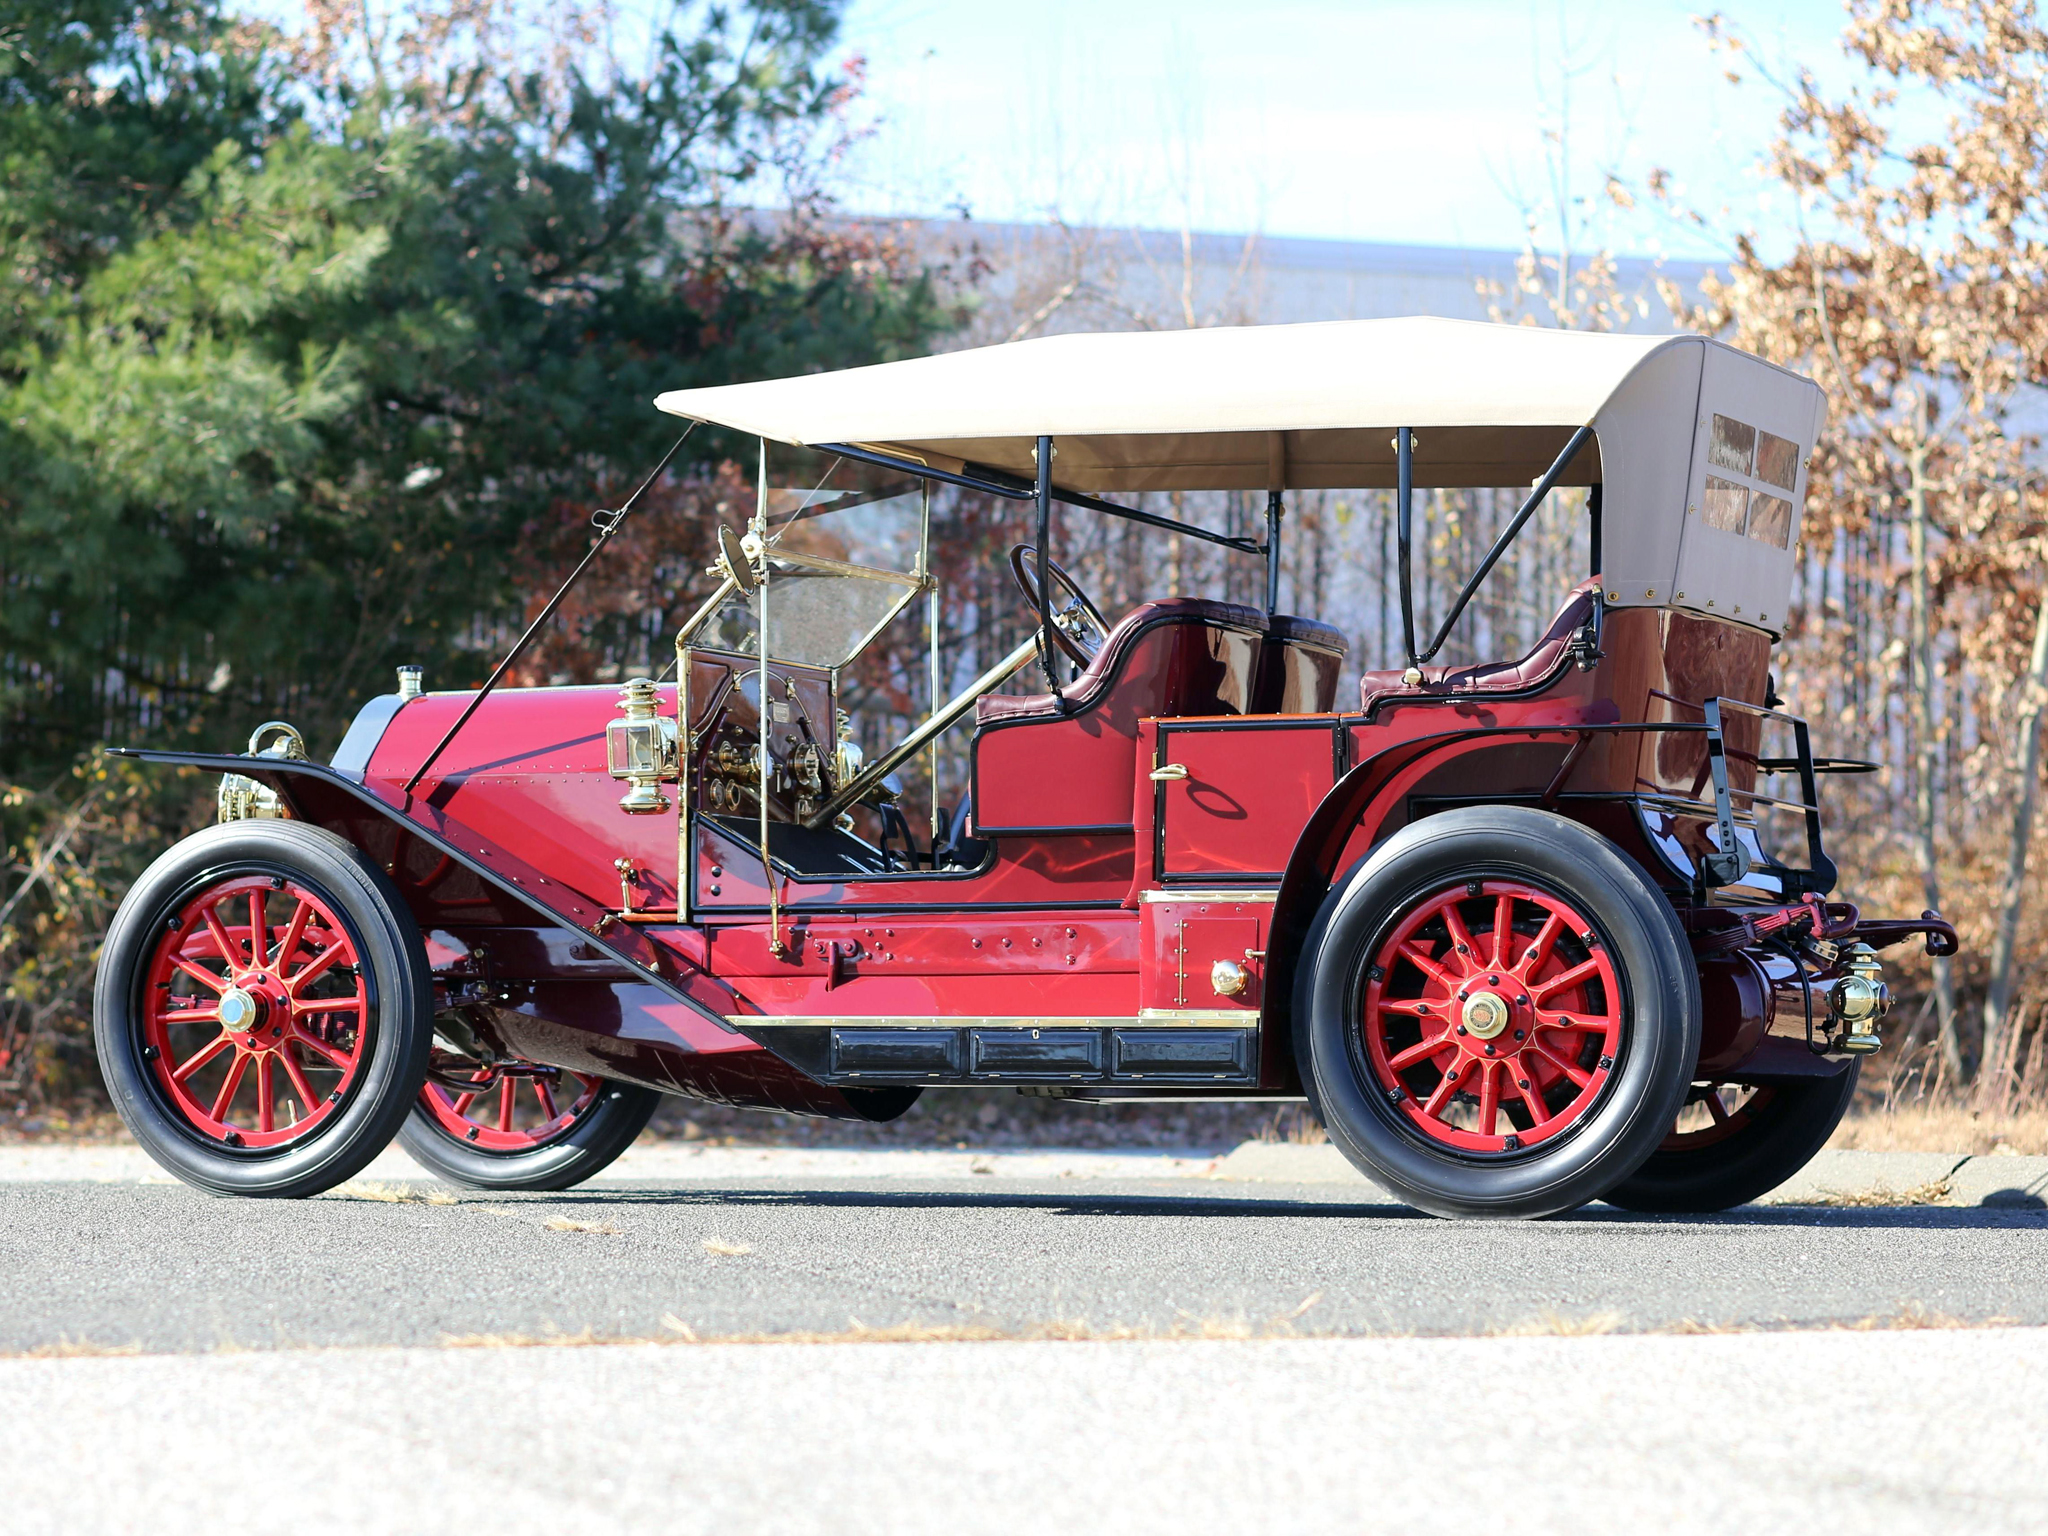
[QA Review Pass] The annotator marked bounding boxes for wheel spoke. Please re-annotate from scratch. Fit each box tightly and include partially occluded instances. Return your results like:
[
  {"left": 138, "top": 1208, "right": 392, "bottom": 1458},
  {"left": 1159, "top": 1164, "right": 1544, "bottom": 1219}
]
[
  {"left": 171, "top": 957, "right": 229, "bottom": 995},
  {"left": 171, "top": 1033, "right": 233, "bottom": 1083},
  {"left": 1475, "top": 1059, "right": 1502, "bottom": 1137},
  {"left": 1387, "top": 1033, "right": 1455, "bottom": 1072},
  {"left": 1422, "top": 1064, "right": 1463, "bottom": 1118},
  {"left": 1515, "top": 1074, "right": 1553, "bottom": 1129},
  {"left": 279, "top": 1047, "right": 321, "bottom": 1114},
  {"left": 1537, "top": 1009, "right": 1612, "bottom": 1033},
  {"left": 451, "top": 1091, "right": 479, "bottom": 1116},
  {"left": 1527, "top": 1040, "right": 1592, "bottom": 1088},
  {"left": 1441, "top": 904, "right": 1483, "bottom": 968},
  {"left": 292, "top": 994, "right": 363, "bottom": 1016},
  {"left": 202, "top": 904, "right": 244, "bottom": 971},
  {"left": 1491, "top": 893, "right": 1515, "bottom": 970},
  {"left": 1704, "top": 1088, "right": 1730, "bottom": 1125},
  {"left": 1396, "top": 940, "right": 1457, "bottom": 988},
  {"left": 497, "top": 1077, "right": 516, "bottom": 1133},
  {"left": 1515, "top": 912, "right": 1565, "bottom": 978},
  {"left": 290, "top": 1029, "right": 352, "bottom": 1070},
  {"left": 249, "top": 889, "right": 268, "bottom": 971},
  {"left": 533, "top": 1079, "right": 559, "bottom": 1120},
  {"left": 256, "top": 1056, "right": 276, "bottom": 1133},
  {"left": 158, "top": 1006, "right": 222, "bottom": 1025},
  {"left": 274, "top": 899, "right": 313, "bottom": 974},
  {"left": 209, "top": 1052, "right": 249, "bottom": 1123},
  {"left": 1530, "top": 956, "right": 1600, "bottom": 1002},
  {"left": 290, "top": 937, "right": 351, "bottom": 990}
]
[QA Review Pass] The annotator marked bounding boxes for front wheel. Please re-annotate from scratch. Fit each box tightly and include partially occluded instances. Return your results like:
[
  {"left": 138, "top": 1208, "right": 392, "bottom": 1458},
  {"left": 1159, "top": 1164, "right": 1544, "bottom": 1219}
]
[
  {"left": 1294, "top": 805, "right": 1700, "bottom": 1220},
  {"left": 1602, "top": 1066, "right": 1859, "bottom": 1213},
  {"left": 398, "top": 1047, "right": 660, "bottom": 1191},
  {"left": 94, "top": 820, "right": 434, "bottom": 1198}
]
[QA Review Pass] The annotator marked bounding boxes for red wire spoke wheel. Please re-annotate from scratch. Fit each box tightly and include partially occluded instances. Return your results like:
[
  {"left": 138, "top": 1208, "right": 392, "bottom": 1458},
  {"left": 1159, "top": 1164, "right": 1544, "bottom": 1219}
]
[
  {"left": 1362, "top": 880, "right": 1623, "bottom": 1155},
  {"left": 142, "top": 875, "right": 369, "bottom": 1150},
  {"left": 95, "top": 821, "right": 433, "bottom": 1198},
  {"left": 399, "top": 1044, "right": 660, "bottom": 1192},
  {"left": 1660, "top": 1083, "right": 1776, "bottom": 1152},
  {"left": 1295, "top": 805, "right": 1699, "bottom": 1220},
  {"left": 418, "top": 1060, "right": 606, "bottom": 1151}
]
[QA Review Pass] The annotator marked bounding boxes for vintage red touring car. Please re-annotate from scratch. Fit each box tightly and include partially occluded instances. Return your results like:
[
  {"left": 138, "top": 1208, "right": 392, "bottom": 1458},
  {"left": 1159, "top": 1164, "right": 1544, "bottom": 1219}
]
[{"left": 94, "top": 317, "right": 1955, "bottom": 1218}]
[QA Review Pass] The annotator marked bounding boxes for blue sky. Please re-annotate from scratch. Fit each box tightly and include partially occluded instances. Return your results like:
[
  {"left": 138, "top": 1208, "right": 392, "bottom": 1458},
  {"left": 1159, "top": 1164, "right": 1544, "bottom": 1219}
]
[{"left": 828, "top": 0, "right": 1865, "bottom": 256}]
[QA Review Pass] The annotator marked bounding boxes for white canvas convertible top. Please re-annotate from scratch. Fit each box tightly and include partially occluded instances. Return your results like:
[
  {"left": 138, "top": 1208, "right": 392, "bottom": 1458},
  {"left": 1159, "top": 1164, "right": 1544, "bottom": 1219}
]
[{"left": 655, "top": 317, "right": 1828, "bottom": 631}]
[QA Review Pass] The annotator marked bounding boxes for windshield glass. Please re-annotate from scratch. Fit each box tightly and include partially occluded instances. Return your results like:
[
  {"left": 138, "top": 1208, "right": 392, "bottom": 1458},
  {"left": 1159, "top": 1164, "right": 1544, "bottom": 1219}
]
[{"left": 758, "top": 448, "right": 927, "bottom": 669}]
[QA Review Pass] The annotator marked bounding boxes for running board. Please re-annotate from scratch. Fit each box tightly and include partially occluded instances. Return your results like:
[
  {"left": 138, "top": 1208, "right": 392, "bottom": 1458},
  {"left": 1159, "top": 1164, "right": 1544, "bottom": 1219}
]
[{"left": 724, "top": 1014, "right": 1260, "bottom": 1087}]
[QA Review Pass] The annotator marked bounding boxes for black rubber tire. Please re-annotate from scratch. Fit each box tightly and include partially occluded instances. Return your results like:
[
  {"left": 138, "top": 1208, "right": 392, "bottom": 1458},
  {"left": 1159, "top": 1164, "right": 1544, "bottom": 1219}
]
[
  {"left": 1602, "top": 1063, "right": 1860, "bottom": 1213},
  {"left": 1294, "top": 804, "right": 1701, "bottom": 1220},
  {"left": 94, "top": 820, "right": 434, "bottom": 1198},
  {"left": 398, "top": 1076, "right": 661, "bottom": 1192}
]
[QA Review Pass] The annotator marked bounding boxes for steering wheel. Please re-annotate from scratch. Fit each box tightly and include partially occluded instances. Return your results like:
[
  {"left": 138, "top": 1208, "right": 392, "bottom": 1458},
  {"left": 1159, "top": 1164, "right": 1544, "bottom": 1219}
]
[{"left": 1008, "top": 544, "right": 1111, "bottom": 669}]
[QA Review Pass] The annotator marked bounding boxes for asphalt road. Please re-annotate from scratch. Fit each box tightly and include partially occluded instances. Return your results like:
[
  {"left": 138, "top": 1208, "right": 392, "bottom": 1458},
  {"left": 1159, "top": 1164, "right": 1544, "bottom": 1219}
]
[{"left": 4, "top": 1174, "right": 2046, "bottom": 1351}]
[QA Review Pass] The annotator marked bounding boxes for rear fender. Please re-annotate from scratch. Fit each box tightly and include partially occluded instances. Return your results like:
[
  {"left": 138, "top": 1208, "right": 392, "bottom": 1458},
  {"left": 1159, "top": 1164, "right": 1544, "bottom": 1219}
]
[{"left": 1262, "top": 727, "right": 1589, "bottom": 1087}]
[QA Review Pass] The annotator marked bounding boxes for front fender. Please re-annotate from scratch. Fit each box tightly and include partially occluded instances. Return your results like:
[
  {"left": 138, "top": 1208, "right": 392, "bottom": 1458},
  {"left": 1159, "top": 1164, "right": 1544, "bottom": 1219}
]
[{"left": 104, "top": 748, "right": 741, "bottom": 1039}]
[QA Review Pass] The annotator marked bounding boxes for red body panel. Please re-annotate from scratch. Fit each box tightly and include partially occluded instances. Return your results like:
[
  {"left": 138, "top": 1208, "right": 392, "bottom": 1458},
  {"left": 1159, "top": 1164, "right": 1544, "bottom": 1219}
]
[{"left": 264, "top": 595, "right": 1884, "bottom": 1109}]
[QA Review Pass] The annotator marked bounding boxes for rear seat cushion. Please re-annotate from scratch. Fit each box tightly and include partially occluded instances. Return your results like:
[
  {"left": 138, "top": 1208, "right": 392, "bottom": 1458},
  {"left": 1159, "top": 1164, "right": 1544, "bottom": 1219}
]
[{"left": 1358, "top": 580, "right": 1598, "bottom": 714}]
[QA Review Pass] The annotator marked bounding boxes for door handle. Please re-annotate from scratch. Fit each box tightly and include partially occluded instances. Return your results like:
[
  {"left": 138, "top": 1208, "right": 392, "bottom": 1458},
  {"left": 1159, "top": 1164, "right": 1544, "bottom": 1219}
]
[{"left": 1148, "top": 763, "right": 1189, "bottom": 781}]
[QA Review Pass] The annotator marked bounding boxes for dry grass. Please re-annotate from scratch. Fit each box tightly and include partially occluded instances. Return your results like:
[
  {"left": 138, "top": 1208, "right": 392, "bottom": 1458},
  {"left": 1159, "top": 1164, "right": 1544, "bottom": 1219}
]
[
  {"left": 1835, "top": 1301, "right": 2016, "bottom": 1331},
  {"left": 542, "top": 1216, "right": 621, "bottom": 1235},
  {"left": 2, "top": 1337, "right": 144, "bottom": 1358},
  {"left": 1803, "top": 1175, "right": 1957, "bottom": 1208},
  {"left": 1488, "top": 1311, "right": 1627, "bottom": 1337},
  {"left": 1830, "top": 1104, "right": 2048, "bottom": 1155},
  {"left": 431, "top": 1304, "right": 2038, "bottom": 1351},
  {"left": 702, "top": 1237, "right": 753, "bottom": 1256},
  {"left": 327, "top": 1181, "right": 459, "bottom": 1206}
]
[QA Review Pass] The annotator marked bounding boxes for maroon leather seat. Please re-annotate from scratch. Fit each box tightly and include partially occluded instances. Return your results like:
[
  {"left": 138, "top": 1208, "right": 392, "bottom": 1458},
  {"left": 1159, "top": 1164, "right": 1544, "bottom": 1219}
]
[
  {"left": 976, "top": 597, "right": 1269, "bottom": 726},
  {"left": 1253, "top": 614, "right": 1349, "bottom": 714},
  {"left": 1357, "top": 579, "right": 1599, "bottom": 714},
  {"left": 972, "top": 598, "right": 1267, "bottom": 834}
]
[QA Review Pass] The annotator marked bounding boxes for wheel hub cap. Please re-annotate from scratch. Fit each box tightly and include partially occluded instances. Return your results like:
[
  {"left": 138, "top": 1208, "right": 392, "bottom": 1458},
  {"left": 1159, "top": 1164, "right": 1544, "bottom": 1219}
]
[
  {"left": 1460, "top": 991, "right": 1510, "bottom": 1040},
  {"left": 217, "top": 987, "right": 263, "bottom": 1032}
]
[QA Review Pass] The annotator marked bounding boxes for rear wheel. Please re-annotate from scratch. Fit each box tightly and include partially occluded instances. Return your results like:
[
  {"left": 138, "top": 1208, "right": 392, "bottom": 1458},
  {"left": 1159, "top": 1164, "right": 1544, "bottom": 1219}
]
[
  {"left": 94, "top": 821, "right": 433, "bottom": 1198},
  {"left": 1602, "top": 1066, "right": 1859, "bottom": 1213},
  {"left": 398, "top": 1047, "right": 660, "bottom": 1192},
  {"left": 1294, "top": 805, "right": 1699, "bottom": 1220}
]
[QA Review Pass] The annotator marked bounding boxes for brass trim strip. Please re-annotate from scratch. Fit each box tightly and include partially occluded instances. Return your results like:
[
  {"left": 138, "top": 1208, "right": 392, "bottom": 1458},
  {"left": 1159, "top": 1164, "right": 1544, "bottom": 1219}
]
[{"left": 727, "top": 1013, "right": 1257, "bottom": 1031}]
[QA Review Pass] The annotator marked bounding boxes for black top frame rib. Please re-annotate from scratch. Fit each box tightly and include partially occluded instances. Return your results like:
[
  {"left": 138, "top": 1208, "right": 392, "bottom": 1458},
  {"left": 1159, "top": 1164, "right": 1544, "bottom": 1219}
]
[
  {"left": 1033, "top": 435, "right": 1063, "bottom": 713},
  {"left": 1033, "top": 480, "right": 1265, "bottom": 556},
  {"left": 1264, "top": 490, "right": 1284, "bottom": 613},
  {"left": 403, "top": 425, "right": 696, "bottom": 794},
  {"left": 811, "top": 441, "right": 1266, "bottom": 557},
  {"left": 1396, "top": 427, "right": 1418, "bottom": 668},
  {"left": 810, "top": 441, "right": 1032, "bottom": 501},
  {"left": 1587, "top": 480, "right": 1604, "bottom": 581},
  {"left": 1417, "top": 423, "right": 1596, "bottom": 665}
]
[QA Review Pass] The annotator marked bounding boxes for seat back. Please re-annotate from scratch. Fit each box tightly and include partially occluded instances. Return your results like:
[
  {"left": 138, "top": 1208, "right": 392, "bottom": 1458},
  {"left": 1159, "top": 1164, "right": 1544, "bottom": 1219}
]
[
  {"left": 1252, "top": 614, "right": 1348, "bottom": 714},
  {"left": 1358, "top": 579, "right": 1599, "bottom": 714},
  {"left": 972, "top": 599, "right": 1267, "bottom": 834}
]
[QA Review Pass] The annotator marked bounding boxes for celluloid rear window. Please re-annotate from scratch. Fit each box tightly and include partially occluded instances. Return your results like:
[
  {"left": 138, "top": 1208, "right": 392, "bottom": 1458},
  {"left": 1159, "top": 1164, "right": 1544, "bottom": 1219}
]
[
  {"left": 1754, "top": 430, "right": 1800, "bottom": 490},
  {"left": 1747, "top": 492, "right": 1794, "bottom": 548},
  {"left": 1709, "top": 414, "right": 1756, "bottom": 476},
  {"left": 1702, "top": 475, "right": 1750, "bottom": 533}
]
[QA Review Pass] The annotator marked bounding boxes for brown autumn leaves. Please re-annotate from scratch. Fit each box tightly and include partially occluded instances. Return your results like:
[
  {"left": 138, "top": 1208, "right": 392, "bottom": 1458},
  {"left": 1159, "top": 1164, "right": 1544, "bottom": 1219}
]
[{"left": 1677, "top": 2, "right": 2048, "bottom": 1093}]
